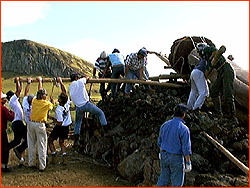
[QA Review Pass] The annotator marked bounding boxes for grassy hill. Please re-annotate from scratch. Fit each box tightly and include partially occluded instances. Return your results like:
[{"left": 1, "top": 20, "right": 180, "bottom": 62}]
[{"left": 1, "top": 39, "right": 94, "bottom": 77}]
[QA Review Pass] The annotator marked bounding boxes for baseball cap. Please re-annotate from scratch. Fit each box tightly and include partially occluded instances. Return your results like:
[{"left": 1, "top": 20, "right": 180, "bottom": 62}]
[
  {"left": 112, "top": 48, "right": 120, "bottom": 53},
  {"left": 1, "top": 92, "right": 7, "bottom": 99},
  {"left": 138, "top": 48, "right": 147, "bottom": 57}
]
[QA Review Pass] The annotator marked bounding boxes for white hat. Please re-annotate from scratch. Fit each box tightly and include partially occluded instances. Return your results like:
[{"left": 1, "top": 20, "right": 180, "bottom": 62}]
[
  {"left": 100, "top": 51, "right": 108, "bottom": 59},
  {"left": 1, "top": 92, "right": 7, "bottom": 99}
]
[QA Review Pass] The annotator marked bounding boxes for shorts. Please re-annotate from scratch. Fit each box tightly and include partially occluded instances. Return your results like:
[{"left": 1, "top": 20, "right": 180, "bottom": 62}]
[{"left": 49, "top": 125, "right": 69, "bottom": 140}]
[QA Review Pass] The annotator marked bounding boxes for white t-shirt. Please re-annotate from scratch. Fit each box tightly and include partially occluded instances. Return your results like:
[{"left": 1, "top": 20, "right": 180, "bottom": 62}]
[
  {"left": 22, "top": 96, "right": 32, "bottom": 124},
  {"left": 55, "top": 99, "right": 72, "bottom": 126},
  {"left": 9, "top": 94, "right": 24, "bottom": 122},
  {"left": 69, "top": 78, "right": 89, "bottom": 107}
]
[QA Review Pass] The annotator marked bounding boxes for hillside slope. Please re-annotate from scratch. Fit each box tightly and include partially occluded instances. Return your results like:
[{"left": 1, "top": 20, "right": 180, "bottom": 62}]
[{"left": 1, "top": 40, "right": 93, "bottom": 77}]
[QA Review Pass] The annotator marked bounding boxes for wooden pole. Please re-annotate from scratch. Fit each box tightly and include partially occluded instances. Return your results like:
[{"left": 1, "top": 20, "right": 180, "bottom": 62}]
[
  {"left": 16, "top": 77, "right": 183, "bottom": 88},
  {"left": 202, "top": 132, "right": 249, "bottom": 175},
  {"left": 149, "top": 74, "right": 189, "bottom": 81}
]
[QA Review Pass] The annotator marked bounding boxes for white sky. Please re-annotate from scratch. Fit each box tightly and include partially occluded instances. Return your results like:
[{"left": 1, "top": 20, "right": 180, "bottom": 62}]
[{"left": 1, "top": 1, "right": 249, "bottom": 76}]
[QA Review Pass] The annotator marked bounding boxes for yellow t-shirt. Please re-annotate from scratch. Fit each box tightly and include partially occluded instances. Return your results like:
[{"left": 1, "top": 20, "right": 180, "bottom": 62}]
[{"left": 30, "top": 99, "right": 54, "bottom": 122}]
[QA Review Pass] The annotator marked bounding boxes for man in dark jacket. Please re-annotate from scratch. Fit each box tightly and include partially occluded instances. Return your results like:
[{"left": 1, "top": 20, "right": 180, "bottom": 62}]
[
  {"left": 197, "top": 43, "right": 238, "bottom": 123},
  {"left": 1, "top": 92, "right": 14, "bottom": 172}
]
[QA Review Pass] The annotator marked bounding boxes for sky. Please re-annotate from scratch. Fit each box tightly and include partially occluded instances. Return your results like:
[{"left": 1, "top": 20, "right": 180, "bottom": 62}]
[{"left": 1, "top": 1, "right": 249, "bottom": 76}]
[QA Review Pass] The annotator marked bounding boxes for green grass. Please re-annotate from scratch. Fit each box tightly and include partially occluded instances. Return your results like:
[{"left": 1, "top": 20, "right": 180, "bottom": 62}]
[
  {"left": 1, "top": 72, "right": 105, "bottom": 129},
  {"left": 1, "top": 72, "right": 102, "bottom": 102}
]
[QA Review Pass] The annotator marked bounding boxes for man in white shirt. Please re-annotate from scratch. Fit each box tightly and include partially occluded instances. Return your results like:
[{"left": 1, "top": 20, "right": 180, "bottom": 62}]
[
  {"left": 22, "top": 78, "right": 35, "bottom": 125},
  {"left": 6, "top": 77, "right": 27, "bottom": 165},
  {"left": 69, "top": 74, "right": 108, "bottom": 146},
  {"left": 48, "top": 77, "right": 72, "bottom": 164}
]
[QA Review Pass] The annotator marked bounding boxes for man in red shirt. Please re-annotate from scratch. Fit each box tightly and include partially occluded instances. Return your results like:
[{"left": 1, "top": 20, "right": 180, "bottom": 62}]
[{"left": 1, "top": 92, "right": 14, "bottom": 172}]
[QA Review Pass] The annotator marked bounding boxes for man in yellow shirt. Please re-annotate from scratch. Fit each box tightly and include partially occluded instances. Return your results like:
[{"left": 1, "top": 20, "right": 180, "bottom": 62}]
[{"left": 28, "top": 77, "right": 54, "bottom": 172}]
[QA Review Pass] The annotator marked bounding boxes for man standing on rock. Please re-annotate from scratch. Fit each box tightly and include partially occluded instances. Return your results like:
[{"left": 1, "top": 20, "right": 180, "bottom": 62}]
[
  {"left": 187, "top": 43, "right": 209, "bottom": 112},
  {"left": 124, "top": 48, "right": 152, "bottom": 97},
  {"left": 93, "top": 51, "right": 111, "bottom": 100},
  {"left": 197, "top": 44, "right": 238, "bottom": 124},
  {"left": 69, "top": 73, "right": 108, "bottom": 147},
  {"left": 157, "top": 104, "right": 192, "bottom": 187},
  {"left": 104, "top": 48, "right": 125, "bottom": 99}
]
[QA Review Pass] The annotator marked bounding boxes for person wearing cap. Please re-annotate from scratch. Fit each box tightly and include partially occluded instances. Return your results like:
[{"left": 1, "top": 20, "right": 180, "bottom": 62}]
[
  {"left": 125, "top": 48, "right": 151, "bottom": 96},
  {"left": 28, "top": 77, "right": 54, "bottom": 172},
  {"left": 69, "top": 73, "right": 108, "bottom": 147},
  {"left": 48, "top": 77, "right": 72, "bottom": 165},
  {"left": 187, "top": 43, "right": 210, "bottom": 112},
  {"left": 1, "top": 92, "right": 14, "bottom": 172},
  {"left": 93, "top": 51, "right": 111, "bottom": 99},
  {"left": 157, "top": 104, "right": 192, "bottom": 187},
  {"left": 228, "top": 55, "right": 234, "bottom": 61},
  {"left": 197, "top": 44, "right": 238, "bottom": 123},
  {"left": 6, "top": 77, "right": 28, "bottom": 166},
  {"left": 104, "top": 48, "right": 125, "bottom": 99}
]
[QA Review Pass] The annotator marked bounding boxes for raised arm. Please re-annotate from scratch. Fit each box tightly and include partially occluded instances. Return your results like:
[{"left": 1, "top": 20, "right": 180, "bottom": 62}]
[
  {"left": 15, "top": 77, "right": 22, "bottom": 97},
  {"left": 37, "top": 76, "right": 43, "bottom": 90},
  {"left": 24, "top": 78, "right": 32, "bottom": 96},
  {"left": 56, "top": 77, "right": 66, "bottom": 94}
]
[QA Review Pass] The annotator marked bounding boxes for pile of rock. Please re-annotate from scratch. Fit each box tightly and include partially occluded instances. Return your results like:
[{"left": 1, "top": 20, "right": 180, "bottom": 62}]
[{"left": 78, "top": 84, "right": 249, "bottom": 186}]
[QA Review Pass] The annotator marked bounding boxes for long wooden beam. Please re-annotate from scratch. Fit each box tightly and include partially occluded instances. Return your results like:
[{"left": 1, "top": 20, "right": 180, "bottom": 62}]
[
  {"left": 202, "top": 132, "right": 249, "bottom": 175},
  {"left": 149, "top": 74, "right": 189, "bottom": 81},
  {"left": 16, "top": 77, "right": 183, "bottom": 88}
]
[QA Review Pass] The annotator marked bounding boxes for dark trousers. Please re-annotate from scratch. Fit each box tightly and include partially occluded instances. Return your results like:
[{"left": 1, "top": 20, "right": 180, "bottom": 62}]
[
  {"left": 99, "top": 72, "right": 111, "bottom": 99},
  {"left": 8, "top": 120, "right": 28, "bottom": 153},
  {"left": 111, "top": 66, "right": 125, "bottom": 97},
  {"left": 1, "top": 130, "right": 9, "bottom": 164}
]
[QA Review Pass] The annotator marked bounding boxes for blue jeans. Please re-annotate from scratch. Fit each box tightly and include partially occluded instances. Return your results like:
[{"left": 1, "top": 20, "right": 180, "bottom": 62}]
[
  {"left": 156, "top": 152, "right": 185, "bottom": 187},
  {"left": 74, "top": 102, "right": 107, "bottom": 135},
  {"left": 125, "top": 69, "right": 150, "bottom": 94},
  {"left": 111, "top": 66, "right": 125, "bottom": 97}
]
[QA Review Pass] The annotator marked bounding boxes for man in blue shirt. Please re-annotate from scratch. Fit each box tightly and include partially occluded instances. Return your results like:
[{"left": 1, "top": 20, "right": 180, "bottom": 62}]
[{"left": 157, "top": 104, "right": 192, "bottom": 187}]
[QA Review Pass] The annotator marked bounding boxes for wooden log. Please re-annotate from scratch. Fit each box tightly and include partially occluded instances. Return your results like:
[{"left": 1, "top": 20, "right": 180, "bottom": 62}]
[
  {"left": 149, "top": 51, "right": 171, "bottom": 66},
  {"left": 202, "top": 132, "right": 249, "bottom": 175},
  {"left": 149, "top": 74, "right": 189, "bottom": 81},
  {"left": 16, "top": 77, "right": 183, "bottom": 88}
]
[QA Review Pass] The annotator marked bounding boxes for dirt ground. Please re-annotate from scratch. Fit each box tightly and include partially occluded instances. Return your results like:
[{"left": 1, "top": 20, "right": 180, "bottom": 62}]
[{"left": 1, "top": 140, "right": 135, "bottom": 187}]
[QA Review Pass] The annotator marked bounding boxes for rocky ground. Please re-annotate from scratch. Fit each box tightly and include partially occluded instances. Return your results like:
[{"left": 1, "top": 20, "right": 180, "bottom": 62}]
[
  {"left": 78, "top": 83, "right": 249, "bottom": 186},
  {"left": 1, "top": 141, "right": 135, "bottom": 187}
]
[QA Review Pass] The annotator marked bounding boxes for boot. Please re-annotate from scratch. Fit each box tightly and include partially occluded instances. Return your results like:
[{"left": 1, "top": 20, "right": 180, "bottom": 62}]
[
  {"left": 73, "top": 134, "right": 80, "bottom": 148},
  {"left": 51, "top": 153, "right": 57, "bottom": 164},
  {"left": 212, "top": 97, "right": 223, "bottom": 118},
  {"left": 62, "top": 154, "right": 67, "bottom": 165},
  {"left": 224, "top": 103, "right": 239, "bottom": 125}
]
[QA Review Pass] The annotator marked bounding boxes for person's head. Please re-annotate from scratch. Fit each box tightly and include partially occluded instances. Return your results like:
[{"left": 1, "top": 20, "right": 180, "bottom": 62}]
[
  {"left": 58, "top": 92, "right": 68, "bottom": 106},
  {"left": 196, "top": 43, "right": 216, "bottom": 60},
  {"left": 228, "top": 55, "right": 234, "bottom": 61},
  {"left": 174, "top": 104, "right": 189, "bottom": 118},
  {"left": 100, "top": 51, "right": 108, "bottom": 59},
  {"left": 70, "top": 73, "right": 80, "bottom": 82},
  {"left": 36, "top": 88, "right": 47, "bottom": 100},
  {"left": 112, "top": 48, "right": 120, "bottom": 53},
  {"left": 1, "top": 92, "right": 8, "bottom": 105},
  {"left": 138, "top": 48, "right": 147, "bottom": 60},
  {"left": 6, "top": 91, "right": 15, "bottom": 101},
  {"left": 27, "top": 94, "right": 35, "bottom": 105}
]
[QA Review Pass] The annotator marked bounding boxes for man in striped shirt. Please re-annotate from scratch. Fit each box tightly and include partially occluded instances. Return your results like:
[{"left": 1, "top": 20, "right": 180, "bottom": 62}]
[{"left": 93, "top": 51, "right": 111, "bottom": 99}]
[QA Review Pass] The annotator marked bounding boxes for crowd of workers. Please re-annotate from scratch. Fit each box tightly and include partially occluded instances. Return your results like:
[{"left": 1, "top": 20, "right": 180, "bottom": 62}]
[{"left": 1, "top": 44, "right": 238, "bottom": 186}]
